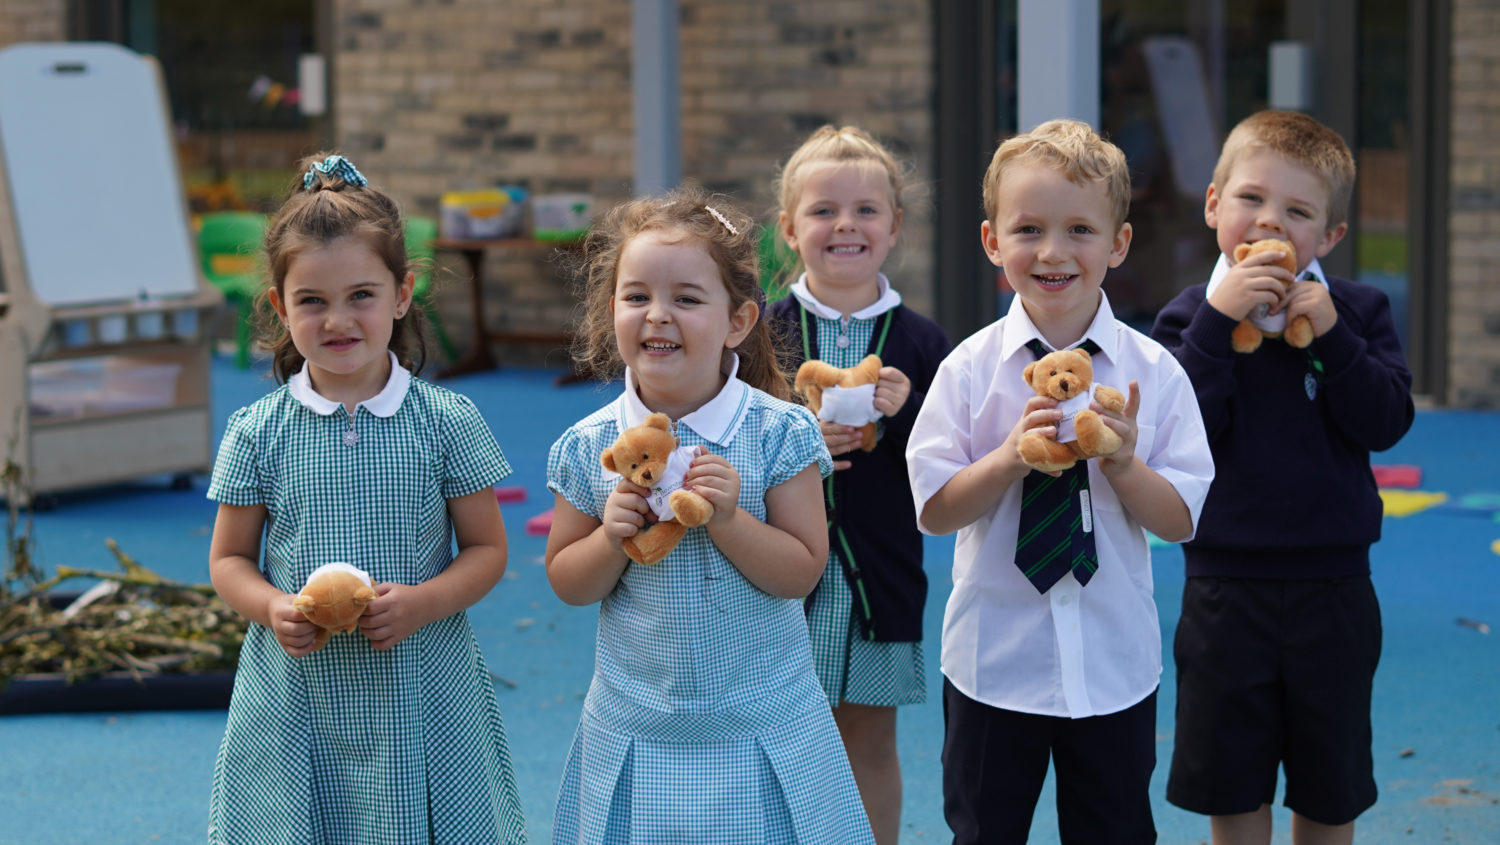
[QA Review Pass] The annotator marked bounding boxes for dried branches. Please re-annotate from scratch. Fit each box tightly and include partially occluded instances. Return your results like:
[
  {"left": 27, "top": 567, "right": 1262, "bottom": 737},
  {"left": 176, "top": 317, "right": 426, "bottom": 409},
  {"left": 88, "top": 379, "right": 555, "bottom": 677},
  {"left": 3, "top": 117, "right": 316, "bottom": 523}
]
[{"left": 1, "top": 461, "right": 245, "bottom": 690}]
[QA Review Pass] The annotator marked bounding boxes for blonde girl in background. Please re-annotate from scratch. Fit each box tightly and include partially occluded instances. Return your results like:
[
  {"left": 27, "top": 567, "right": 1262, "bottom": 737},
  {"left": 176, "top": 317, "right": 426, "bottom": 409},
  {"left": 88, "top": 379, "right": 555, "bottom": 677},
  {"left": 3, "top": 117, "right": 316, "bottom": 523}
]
[
  {"left": 544, "top": 186, "right": 874, "bottom": 844},
  {"left": 765, "top": 125, "right": 952, "bottom": 843},
  {"left": 206, "top": 153, "right": 525, "bottom": 844}
]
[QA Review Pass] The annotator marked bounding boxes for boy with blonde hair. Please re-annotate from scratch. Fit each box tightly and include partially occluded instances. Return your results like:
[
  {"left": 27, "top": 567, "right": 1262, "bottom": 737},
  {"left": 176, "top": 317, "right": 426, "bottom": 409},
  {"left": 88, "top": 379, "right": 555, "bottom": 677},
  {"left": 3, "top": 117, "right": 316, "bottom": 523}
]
[
  {"left": 1151, "top": 110, "right": 1413, "bottom": 845},
  {"left": 908, "top": 119, "right": 1213, "bottom": 844}
]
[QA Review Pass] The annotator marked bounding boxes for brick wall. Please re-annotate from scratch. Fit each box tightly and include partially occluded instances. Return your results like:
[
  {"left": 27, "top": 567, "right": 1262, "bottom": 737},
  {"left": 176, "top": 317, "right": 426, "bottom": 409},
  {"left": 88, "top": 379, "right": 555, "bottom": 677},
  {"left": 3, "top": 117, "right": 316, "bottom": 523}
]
[
  {"left": 678, "top": 1, "right": 934, "bottom": 313},
  {"left": 330, "top": 0, "right": 934, "bottom": 363},
  {"left": 0, "top": 0, "right": 64, "bottom": 48},
  {"left": 1449, "top": 0, "right": 1500, "bottom": 407}
]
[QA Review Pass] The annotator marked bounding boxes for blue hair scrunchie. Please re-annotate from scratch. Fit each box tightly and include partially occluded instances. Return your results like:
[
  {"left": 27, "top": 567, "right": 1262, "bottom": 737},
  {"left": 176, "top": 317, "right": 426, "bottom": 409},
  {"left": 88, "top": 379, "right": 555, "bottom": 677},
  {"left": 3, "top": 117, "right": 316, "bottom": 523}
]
[{"left": 303, "top": 155, "right": 368, "bottom": 190}]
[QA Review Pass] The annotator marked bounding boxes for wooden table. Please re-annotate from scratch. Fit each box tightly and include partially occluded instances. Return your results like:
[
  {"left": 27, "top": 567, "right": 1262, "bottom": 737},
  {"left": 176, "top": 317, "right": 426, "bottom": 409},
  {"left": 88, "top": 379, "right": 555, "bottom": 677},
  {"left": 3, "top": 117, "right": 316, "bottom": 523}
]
[{"left": 432, "top": 237, "right": 581, "bottom": 381}]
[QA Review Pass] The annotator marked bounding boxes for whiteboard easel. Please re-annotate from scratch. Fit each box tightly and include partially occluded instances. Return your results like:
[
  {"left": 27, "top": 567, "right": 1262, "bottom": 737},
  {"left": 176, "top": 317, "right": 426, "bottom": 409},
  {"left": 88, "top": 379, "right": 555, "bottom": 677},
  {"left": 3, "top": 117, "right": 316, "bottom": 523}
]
[{"left": 0, "top": 42, "right": 221, "bottom": 502}]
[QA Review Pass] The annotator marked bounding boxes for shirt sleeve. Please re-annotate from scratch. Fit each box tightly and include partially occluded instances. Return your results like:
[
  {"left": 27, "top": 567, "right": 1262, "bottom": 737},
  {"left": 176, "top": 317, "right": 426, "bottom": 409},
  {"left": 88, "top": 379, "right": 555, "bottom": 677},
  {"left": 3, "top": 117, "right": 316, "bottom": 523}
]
[
  {"left": 906, "top": 345, "right": 973, "bottom": 535},
  {"left": 206, "top": 406, "right": 264, "bottom": 506},
  {"left": 1141, "top": 355, "right": 1216, "bottom": 540},
  {"left": 440, "top": 394, "right": 511, "bottom": 498},
  {"left": 765, "top": 404, "right": 834, "bottom": 488}
]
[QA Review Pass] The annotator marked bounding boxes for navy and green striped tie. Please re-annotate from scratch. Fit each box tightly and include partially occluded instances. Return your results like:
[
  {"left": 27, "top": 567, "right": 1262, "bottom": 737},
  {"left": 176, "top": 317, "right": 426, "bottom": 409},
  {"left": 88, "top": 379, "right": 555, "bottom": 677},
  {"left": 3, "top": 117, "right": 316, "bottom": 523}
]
[{"left": 1015, "top": 338, "right": 1101, "bottom": 593}]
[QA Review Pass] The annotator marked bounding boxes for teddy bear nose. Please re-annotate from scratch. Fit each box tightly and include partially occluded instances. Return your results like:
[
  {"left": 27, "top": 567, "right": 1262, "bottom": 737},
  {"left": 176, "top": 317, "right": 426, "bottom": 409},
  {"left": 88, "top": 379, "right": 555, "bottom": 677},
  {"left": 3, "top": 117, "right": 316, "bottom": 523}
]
[
  {"left": 642, "top": 470, "right": 653, "bottom": 481},
  {"left": 1058, "top": 378, "right": 1071, "bottom": 392}
]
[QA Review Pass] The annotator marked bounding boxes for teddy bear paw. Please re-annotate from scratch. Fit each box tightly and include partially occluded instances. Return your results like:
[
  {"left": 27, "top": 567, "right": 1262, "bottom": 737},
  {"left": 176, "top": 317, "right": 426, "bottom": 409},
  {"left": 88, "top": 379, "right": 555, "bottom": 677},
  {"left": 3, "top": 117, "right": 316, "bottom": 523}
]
[
  {"left": 1231, "top": 319, "right": 1264, "bottom": 354},
  {"left": 1018, "top": 433, "right": 1077, "bottom": 472},
  {"left": 1284, "top": 315, "right": 1315, "bottom": 348},
  {"left": 668, "top": 489, "right": 714, "bottom": 528}
]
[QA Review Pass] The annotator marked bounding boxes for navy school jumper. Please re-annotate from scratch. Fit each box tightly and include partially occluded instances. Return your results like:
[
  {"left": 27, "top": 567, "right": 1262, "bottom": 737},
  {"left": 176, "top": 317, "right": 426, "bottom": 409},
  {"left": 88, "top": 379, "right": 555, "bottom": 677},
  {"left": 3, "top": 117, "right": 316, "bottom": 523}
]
[
  {"left": 1150, "top": 274, "right": 1414, "bottom": 579},
  {"left": 767, "top": 297, "right": 952, "bottom": 642}
]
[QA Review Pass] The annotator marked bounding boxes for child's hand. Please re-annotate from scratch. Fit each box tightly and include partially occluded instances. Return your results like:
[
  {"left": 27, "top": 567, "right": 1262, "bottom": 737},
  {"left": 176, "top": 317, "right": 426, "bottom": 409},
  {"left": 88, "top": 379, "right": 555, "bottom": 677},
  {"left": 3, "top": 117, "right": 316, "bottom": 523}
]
[
  {"left": 268, "top": 592, "right": 321, "bottom": 658},
  {"left": 873, "top": 366, "right": 911, "bottom": 418},
  {"left": 358, "top": 582, "right": 429, "bottom": 651},
  {"left": 1004, "top": 394, "right": 1064, "bottom": 476},
  {"left": 684, "top": 447, "right": 741, "bottom": 524},
  {"left": 820, "top": 420, "right": 863, "bottom": 470},
  {"left": 1096, "top": 381, "right": 1141, "bottom": 478},
  {"left": 1278, "top": 278, "right": 1338, "bottom": 337},
  {"left": 1207, "top": 248, "right": 1293, "bottom": 321},
  {"left": 601, "top": 479, "right": 652, "bottom": 551}
]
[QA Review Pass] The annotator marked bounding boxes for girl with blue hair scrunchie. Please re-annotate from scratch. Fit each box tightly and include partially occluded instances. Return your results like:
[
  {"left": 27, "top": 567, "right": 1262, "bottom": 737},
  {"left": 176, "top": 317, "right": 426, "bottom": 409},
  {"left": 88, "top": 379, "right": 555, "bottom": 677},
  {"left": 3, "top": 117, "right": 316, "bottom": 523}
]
[{"left": 204, "top": 151, "right": 526, "bottom": 843}]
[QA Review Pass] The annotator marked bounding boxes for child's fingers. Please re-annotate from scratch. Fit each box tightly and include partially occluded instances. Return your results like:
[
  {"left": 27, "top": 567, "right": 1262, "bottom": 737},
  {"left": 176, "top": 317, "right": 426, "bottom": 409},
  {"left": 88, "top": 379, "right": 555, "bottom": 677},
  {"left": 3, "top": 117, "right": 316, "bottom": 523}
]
[
  {"left": 1124, "top": 381, "right": 1140, "bottom": 418},
  {"left": 614, "top": 478, "right": 650, "bottom": 497}
]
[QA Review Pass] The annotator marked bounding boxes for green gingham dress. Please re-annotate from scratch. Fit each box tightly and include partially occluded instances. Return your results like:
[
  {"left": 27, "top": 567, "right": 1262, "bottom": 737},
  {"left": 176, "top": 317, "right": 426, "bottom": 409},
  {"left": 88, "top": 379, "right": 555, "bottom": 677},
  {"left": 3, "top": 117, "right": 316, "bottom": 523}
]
[
  {"left": 206, "top": 360, "right": 526, "bottom": 845},
  {"left": 800, "top": 302, "right": 927, "bottom": 708},
  {"left": 545, "top": 365, "right": 874, "bottom": 845}
]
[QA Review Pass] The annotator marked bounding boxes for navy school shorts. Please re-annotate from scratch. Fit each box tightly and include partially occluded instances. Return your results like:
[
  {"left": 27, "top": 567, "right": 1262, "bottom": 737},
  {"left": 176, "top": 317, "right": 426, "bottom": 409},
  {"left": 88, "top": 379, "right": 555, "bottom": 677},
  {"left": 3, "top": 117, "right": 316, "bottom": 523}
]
[{"left": 1167, "top": 575, "right": 1381, "bottom": 825}]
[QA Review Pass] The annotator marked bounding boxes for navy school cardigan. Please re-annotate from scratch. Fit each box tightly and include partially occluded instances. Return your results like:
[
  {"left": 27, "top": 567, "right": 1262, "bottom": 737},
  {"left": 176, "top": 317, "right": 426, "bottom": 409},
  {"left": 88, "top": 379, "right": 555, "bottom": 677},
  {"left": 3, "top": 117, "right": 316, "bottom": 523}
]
[{"left": 766, "top": 297, "right": 952, "bottom": 642}]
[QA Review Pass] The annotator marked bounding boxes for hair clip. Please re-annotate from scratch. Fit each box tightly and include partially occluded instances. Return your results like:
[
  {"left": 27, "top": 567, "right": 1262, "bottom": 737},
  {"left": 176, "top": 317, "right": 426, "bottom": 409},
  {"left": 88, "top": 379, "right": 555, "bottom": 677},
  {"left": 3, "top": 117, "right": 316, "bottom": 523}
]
[
  {"left": 303, "top": 155, "right": 369, "bottom": 190},
  {"left": 704, "top": 205, "right": 739, "bottom": 237}
]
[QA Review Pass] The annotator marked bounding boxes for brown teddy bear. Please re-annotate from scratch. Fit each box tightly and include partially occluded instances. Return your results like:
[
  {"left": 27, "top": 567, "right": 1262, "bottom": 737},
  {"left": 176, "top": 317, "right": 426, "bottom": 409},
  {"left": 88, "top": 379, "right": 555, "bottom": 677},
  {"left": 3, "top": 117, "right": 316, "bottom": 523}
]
[
  {"left": 601, "top": 412, "right": 715, "bottom": 565},
  {"left": 1017, "top": 347, "right": 1127, "bottom": 473},
  {"left": 793, "top": 354, "right": 883, "bottom": 452},
  {"left": 1229, "top": 238, "right": 1314, "bottom": 353},
  {"left": 292, "top": 562, "right": 378, "bottom": 650}
]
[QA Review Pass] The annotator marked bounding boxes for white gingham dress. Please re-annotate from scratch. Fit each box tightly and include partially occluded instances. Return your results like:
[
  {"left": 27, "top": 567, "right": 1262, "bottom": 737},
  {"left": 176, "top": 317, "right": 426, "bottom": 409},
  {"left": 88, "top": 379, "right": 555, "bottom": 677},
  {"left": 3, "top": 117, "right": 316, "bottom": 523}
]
[
  {"left": 796, "top": 294, "right": 927, "bottom": 708},
  {"left": 206, "top": 359, "right": 526, "bottom": 845},
  {"left": 546, "top": 366, "right": 874, "bottom": 845}
]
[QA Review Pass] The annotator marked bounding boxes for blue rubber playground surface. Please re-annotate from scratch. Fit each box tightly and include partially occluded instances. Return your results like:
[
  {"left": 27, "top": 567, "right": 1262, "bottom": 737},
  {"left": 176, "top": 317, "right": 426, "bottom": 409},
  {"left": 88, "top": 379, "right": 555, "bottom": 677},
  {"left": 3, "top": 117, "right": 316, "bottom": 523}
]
[{"left": 1, "top": 355, "right": 1496, "bottom": 844}]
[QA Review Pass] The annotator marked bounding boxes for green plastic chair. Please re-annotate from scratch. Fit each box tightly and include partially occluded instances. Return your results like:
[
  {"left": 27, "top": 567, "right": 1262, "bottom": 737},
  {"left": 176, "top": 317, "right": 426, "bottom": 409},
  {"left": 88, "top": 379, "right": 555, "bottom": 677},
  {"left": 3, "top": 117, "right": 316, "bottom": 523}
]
[
  {"left": 197, "top": 211, "right": 268, "bottom": 368},
  {"left": 404, "top": 214, "right": 457, "bottom": 363}
]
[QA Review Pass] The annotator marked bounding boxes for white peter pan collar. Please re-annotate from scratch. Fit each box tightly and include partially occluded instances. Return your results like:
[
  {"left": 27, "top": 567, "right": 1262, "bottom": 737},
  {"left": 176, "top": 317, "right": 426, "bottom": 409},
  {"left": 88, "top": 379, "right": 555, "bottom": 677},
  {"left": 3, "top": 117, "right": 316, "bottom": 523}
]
[
  {"left": 288, "top": 350, "right": 411, "bottom": 417},
  {"left": 618, "top": 352, "right": 751, "bottom": 446},
  {"left": 999, "top": 289, "right": 1122, "bottom": 363},
  {"left": 789, "top": 272, "right": 903, "bottom": 320}
]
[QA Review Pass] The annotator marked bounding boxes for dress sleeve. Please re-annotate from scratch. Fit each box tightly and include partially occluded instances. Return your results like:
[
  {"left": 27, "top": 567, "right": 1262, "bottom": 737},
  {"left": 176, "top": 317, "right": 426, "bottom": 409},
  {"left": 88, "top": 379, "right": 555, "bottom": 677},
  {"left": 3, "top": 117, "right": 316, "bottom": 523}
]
[
  {"left": 547, "top": 424, "right": 605, "bottom": 519},
  {"left": 441, "top": 394, "right": 512, "bottom": 498},
  {"left": 765, "top": 404, "right": 834, "bottom": 488},
  {"left": 206, "top": 406, "right": 264, "bottom": 506}
]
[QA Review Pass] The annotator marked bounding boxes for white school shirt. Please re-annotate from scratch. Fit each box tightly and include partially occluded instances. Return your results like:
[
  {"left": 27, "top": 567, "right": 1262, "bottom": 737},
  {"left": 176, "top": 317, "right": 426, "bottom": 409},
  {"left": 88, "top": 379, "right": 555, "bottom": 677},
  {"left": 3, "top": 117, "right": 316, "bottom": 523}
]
[{"left": 907, "top": 292, "right": 1213, "bottom": 718}]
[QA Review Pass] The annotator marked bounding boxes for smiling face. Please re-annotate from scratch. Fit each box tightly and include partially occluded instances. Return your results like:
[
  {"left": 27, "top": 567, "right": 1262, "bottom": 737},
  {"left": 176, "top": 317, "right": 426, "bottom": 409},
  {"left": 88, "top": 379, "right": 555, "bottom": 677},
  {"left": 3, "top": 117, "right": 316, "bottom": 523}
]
[
  {"left": 269, "top": 235, "right": 413, "bottom": 402},
  {"left": 981, "top": 162, "right": 1132, "bottom": 346},
  {"left": 1206, "top": 148, "right": 1347, "bottom": 274},
  {"left": 612, "top": 229, "right": 758, "bottom": 418},
  {"left": 781, "top": 162, "right": 901, "bottom": 312}
]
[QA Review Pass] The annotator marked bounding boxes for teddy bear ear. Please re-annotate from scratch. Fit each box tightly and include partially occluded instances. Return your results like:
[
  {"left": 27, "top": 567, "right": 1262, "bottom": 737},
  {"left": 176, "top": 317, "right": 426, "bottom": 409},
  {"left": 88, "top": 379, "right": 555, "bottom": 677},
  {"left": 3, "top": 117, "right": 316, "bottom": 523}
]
[
  {"left": 1074, "top": 347, "right": 1091, "bottom": 361},
  {"left": 1022, "top": 361, "right": 1037, "bottom": 384},
  {"left": 601, "top": 449, "right": 617, "bottom": 472},
  {"left": 645, "top": 413, "right": 671, "bottom": 432}
]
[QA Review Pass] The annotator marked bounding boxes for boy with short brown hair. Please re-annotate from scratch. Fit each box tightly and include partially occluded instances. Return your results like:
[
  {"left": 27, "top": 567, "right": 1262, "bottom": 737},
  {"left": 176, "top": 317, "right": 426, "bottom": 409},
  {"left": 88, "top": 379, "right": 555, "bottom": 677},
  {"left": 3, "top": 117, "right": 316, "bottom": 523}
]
[
  {"left": 910, "top": 119, "right": 1213, "bottom": 844},
  {"left": 1151, "top": 109, "right": 1414, "bottom": 844}
]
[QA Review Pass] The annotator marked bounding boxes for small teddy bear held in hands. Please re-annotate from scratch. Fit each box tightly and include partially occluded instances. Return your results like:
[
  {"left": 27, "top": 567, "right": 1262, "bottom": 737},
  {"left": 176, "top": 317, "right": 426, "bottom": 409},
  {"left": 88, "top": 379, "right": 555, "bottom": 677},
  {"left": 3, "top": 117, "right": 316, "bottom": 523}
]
[
  {"left": 1017, "top": 347, "right": 1126, "bottom": 473},
  {"left": 601, "top": 412, "right": 714, "bottom": 566},
  {"left": 292, "top": 562, "right": 378, "bottom": 650},
  {"left": 1229, "top": 238, "right": 1314, "bottom": 353},
  {"left": 793, "top": 354, "right": 883, "bottom": 452}
]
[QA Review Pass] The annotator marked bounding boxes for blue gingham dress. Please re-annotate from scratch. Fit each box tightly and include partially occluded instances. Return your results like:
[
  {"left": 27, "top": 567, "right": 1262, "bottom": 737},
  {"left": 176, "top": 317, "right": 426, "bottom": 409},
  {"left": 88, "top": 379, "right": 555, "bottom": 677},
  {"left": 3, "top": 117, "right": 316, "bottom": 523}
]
[
  {"left": 801, "top": 310, "right": 926, "bottom": 708},
  {"left": 546, "top": 380, "right": 874, "bottom": 845},
  {"left": 206, "top": 372, "right": 526, "bottom": 844}
]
